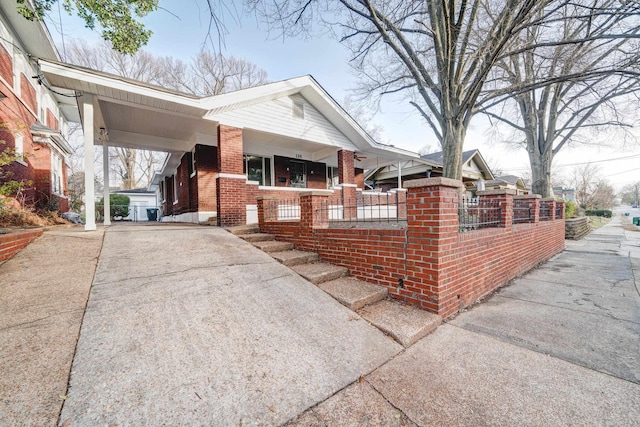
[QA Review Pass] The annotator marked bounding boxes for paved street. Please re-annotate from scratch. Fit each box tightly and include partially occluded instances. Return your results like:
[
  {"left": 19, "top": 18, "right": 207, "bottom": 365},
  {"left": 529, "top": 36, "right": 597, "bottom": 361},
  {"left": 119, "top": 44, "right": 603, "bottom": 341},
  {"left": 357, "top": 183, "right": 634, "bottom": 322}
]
[{"left": 1, "top": 210, "right": 639, "bottom": 426}]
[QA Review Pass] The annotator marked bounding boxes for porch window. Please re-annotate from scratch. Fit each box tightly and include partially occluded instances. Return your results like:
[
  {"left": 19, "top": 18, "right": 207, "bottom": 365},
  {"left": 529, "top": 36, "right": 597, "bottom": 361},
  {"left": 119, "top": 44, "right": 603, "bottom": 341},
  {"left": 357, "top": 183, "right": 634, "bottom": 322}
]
[
  {"left": 243, "top": 154, "right": 272, "bottom": 186},
  {"left": 51, "top": 152, "right": 62, "bottom": 195},
  {"left": 327, "top": 166, "right": 339, "bottom": 188}
]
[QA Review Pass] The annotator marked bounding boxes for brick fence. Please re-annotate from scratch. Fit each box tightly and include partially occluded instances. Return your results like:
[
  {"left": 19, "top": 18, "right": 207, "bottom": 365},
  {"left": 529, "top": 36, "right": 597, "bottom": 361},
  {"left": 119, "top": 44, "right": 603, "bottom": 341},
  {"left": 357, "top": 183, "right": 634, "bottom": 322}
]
[
  {"left": 0, "top": 228, "right": 43, "bottom": 262},
  {"left": 258, "top": 177, "right": 565, "bottom": 318}
]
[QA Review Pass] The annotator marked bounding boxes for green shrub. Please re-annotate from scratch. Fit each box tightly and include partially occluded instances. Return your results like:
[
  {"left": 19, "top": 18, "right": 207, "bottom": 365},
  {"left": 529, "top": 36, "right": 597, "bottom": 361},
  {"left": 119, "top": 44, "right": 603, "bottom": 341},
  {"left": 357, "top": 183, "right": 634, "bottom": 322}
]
[
  {"left": 97, "top": 194, "right": 130, "bottom": 220},
  {"left": 565, "top": 200, "right": 577, "bottom": 218},
  {"left": 584, "top": 209, "right": 612, "bottom": 218}
]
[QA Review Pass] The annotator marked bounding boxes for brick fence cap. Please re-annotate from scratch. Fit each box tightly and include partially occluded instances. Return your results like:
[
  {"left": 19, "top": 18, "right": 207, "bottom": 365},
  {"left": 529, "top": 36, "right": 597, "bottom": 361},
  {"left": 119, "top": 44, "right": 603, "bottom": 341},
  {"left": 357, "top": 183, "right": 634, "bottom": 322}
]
[
  {"left": 256, "top": 196, "right": 280, "bottom": 201},
  {"left": 477, "top": 189, "right": 516, "bottom": 196},
  {"left": 299, "top": 190, "right": 334, "bottom": 197},
  {"left": 541, "top": 197, "right": 558, "bottom": 201},
  {"left": 403, "top": 177, "right": 464, "bottom": 189},
  {"left": 513, "top": 194, "right": 542, "bottom": 199}
]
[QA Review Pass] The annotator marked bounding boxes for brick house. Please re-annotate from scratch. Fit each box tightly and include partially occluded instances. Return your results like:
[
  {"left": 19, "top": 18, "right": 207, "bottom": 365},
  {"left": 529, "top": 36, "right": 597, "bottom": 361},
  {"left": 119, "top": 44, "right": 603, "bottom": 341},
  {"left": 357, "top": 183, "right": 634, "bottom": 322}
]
[
  {"left": 0, "top": 4, "right": 73, "bottom": 211},
  {"left": 37, "top": 59, "right": 418, "bottom": 229}
]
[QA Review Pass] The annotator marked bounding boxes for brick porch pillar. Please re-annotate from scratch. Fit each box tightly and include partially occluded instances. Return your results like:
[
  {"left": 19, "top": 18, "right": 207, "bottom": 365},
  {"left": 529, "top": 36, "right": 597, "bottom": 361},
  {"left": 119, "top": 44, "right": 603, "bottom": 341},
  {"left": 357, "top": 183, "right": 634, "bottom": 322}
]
[{"left": 216, "top": 124, "right": 246, "bottom": 227}]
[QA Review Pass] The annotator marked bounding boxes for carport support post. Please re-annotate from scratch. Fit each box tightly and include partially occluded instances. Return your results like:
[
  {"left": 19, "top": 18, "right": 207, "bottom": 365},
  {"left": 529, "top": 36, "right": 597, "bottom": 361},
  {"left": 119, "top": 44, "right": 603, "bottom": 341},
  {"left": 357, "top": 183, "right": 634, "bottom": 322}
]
[
  {"left": 82, "top": 95, "right": 97, "bottom": 231},
  {"left": 103, "top": 143, "right": 111, "bottom": 226}
]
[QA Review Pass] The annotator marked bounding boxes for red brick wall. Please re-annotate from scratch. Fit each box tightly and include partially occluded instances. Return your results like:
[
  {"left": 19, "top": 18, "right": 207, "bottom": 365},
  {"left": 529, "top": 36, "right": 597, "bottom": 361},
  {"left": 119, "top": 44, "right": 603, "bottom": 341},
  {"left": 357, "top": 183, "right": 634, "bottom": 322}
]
[
  {"left": 0, "top": 229, "right": 42, "bottom": 262},
  {"left": 174, "top": 154, "right": 191, "bottom": 214},
  {"left": 258, "top": 180, "right": 565, "bottom": 318},
  {"left": 31, "top": 143, "right": 52, "bottom": 204},
  {"left": 0, "top": 44, "right": 13, "bottom": 86},
  {"left": 196, "top": 145, "right": 218, "bottom": 211},
  {"left": 217, "top": 125, "right": 243, "bottom": 174},
  {"left": 46, "top": 108, "right": 58, "bottom": 130},
  {"left": 20, "top": 73, "right": 36, "bottom": 113}
]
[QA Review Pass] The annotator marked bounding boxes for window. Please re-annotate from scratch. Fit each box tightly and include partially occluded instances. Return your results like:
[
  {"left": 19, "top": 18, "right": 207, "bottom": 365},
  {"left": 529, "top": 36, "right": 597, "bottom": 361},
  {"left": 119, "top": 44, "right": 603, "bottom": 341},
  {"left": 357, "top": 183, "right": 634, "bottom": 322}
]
[
  {"left": 243, "top": 155, "right": 272, "bottom": 186},
  {"left": 172, "top": 174, "right": 178, "bottom": 204},
  {"left": 51, "top": 152, "right": 63, "bottom": 195},
  {"left": 293, "top": 100, "right": 304, "bottom": 119},
  {"left": 14, "top": 133, "right": 24, "bottom": 163},
  {"left": 327, "top": 166, "right": 339, "bottom": 189}
]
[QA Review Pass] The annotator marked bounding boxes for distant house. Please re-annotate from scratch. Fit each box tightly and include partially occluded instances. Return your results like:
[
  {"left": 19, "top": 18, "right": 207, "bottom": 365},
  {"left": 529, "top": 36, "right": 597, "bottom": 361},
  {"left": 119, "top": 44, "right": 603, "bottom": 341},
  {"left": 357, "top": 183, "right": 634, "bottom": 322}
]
[
  {"left": 553, "top": 186, "right": 576, "bottom": 202},
  {"left": 482, "top": 175, "right": 530, "bottom": 195},
  {"left": 0, "top": 5, "right": 73, "bottom": 211},
  {"left": 366, "top": 149, "right": 495, "bottom": 197},
  {"left": 112, "top": 189, "right": 161, "bottom": 222}
]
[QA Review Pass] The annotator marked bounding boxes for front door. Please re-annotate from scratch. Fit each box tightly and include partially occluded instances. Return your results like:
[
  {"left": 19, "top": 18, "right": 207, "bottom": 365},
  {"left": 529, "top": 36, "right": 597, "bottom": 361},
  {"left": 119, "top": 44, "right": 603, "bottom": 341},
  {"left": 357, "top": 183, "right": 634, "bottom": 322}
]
[{"left": 290, "top": 161, "right": 307, "bottom": 188}]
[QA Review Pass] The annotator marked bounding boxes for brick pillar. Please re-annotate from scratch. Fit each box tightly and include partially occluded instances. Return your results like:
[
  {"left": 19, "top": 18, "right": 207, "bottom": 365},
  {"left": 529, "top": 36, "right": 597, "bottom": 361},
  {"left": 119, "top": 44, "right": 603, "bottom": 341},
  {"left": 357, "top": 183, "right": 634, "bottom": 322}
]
[
  {"left": 403, "top": 177, "right": 463, "bottom": 315},
  {"left": 298, "top": 190, "right": 331, "bottom": 252},
  {"left": 216, "top": 125, "right": 246, "bottom": 227},
  {"left": 539, "top": 198, "right": 555, "bottom": 221},
  {"left": 477, "top": 189, "right": 515, "bottom": 228},
  {"left": 337, "top": 149, "right": 355, "bottom": 184},
  {"left": 392, "top": 188, "right": 408, "bottom": 220}
]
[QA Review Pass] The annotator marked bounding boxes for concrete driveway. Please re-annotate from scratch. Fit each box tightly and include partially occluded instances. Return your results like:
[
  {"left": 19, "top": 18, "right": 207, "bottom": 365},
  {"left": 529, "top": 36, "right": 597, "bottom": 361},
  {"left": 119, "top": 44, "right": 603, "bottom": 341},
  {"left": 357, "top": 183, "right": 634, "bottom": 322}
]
[{"left": 57, "top": 224, "right": 401, "bottom": 426}]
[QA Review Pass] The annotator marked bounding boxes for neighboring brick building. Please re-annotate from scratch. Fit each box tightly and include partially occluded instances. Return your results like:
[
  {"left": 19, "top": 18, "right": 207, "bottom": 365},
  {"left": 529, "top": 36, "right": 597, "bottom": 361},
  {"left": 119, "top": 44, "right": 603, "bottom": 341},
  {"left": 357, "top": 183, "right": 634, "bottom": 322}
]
[{"left": 0, "top": 5, "right": 73, "bottom": 212}]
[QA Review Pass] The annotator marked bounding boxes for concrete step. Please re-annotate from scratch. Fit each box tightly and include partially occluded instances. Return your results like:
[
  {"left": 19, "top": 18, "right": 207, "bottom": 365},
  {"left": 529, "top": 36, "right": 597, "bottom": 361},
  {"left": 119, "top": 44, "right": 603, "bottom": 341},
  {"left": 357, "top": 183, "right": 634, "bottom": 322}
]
[
  {"left": 252, "top": 240, "right": 294, "bottom": 253},
  {"left": 318, "top": 277, "right": 388, "bottom": 311},
  {"left": 292, "top": 262, "right": 349, "bottom": 285},
  {"left": 271, "top": 250, "right": 320, "bottom": 267},
  {"left": 199, "top": 221, "right": 217, "bottom": 226},
  {"left": 240, "top": 233, "right": 275, "bottom": 243},
  {"left": 358, "top": 300, "right": 441, "bottom": 348},
  {"left": 226, "top": 224, "right": 260, "bottom": 236}
]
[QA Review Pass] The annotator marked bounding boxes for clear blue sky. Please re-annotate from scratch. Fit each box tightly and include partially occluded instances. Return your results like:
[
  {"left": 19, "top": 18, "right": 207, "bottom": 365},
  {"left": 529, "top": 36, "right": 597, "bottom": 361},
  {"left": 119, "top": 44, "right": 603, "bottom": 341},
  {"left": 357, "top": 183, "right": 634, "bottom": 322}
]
[{"left": 44, "top": 0, "right": 640, "bottom": 190}]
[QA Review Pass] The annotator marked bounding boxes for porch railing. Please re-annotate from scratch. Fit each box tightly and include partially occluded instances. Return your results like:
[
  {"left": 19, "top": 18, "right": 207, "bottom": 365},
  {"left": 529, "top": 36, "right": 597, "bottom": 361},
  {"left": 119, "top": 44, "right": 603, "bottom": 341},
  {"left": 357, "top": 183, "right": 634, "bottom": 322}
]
[{"left": 316, "top": 192, "right": 407, "bottom": 225}]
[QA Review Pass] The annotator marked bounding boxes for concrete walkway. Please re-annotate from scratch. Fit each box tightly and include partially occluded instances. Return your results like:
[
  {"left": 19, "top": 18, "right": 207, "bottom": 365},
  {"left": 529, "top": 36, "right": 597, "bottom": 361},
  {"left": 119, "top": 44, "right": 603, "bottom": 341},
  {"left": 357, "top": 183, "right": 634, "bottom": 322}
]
[{"left": 1, "top": 210, "right": 639, "bottom": 426}]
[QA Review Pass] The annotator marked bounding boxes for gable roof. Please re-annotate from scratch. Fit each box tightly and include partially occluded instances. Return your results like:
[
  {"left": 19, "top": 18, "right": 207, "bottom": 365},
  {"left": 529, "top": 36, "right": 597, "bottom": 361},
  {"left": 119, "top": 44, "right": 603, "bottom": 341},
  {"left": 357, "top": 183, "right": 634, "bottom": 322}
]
[
  {"left": 420, "top": 149, "right": 478, "bottom": 166},
  {"left": 37, "top": 59, "right": 418, "bottom": 168}
]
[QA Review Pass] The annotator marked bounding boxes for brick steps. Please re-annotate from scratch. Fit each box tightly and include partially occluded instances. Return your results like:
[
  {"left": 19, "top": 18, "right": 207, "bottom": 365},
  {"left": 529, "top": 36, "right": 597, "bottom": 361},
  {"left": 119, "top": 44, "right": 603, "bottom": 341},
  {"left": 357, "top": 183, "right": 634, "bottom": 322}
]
[{"left": 225, "top": 226, "right": 441, "bottom": 347}]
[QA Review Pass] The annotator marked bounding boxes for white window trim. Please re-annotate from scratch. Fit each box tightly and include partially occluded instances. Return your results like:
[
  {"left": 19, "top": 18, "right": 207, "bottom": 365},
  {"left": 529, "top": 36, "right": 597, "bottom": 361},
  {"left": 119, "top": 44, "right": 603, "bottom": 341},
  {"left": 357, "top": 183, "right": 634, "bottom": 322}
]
[
  {"left": 243, "top": 154, "right": 273, "bottom": 186},
  {"left": 172, "top": 175, "right": 179, "bottom": 205},
  {"left": 190, "top": 147, "right": 197, "bottom": 178},
  {"left": 13, "top": 133, "right": 27, "bottom": 166}
]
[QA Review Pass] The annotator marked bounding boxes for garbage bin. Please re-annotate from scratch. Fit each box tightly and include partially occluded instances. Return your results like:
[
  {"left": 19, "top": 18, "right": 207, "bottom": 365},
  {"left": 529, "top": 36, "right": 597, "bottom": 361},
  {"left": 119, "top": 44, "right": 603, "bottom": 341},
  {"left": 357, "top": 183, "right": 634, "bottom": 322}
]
[
  {"left": 633, "top": 217, "right": 639, "bottom": 226},
  {"left": 146, "top": 208, "right": 159, "bottom": 221}
]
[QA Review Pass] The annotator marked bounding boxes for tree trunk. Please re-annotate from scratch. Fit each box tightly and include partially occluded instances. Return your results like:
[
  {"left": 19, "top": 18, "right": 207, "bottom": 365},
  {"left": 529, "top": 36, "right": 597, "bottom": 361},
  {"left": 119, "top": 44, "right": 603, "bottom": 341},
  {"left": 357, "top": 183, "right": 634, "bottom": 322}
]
[
  {"left": 529, "top": 148, "right": 553, "bottom": 197},
  {"left": 441, "top": 120, "right": 465, "bottom": 181}
]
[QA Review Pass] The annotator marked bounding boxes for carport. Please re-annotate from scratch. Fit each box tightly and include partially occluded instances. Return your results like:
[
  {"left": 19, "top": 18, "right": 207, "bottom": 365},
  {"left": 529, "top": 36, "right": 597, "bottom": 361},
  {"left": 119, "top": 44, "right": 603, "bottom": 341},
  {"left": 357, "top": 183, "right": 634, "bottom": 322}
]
[{"left": 37, "top": 59, "right": 211, "bottom": 230}]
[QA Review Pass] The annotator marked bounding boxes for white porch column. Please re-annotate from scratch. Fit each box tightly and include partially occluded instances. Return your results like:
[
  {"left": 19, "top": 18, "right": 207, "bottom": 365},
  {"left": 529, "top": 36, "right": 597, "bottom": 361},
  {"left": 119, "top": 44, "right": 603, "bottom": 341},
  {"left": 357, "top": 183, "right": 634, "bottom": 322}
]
[
  {"left": 82, "top": 95, "right": 96, "bottom": 231},
  {"left": 397, "top": 161, "right": 402, "bottom": 189},
  {"left": 102, "top": 142, "right": 111, "bottom": 226}
]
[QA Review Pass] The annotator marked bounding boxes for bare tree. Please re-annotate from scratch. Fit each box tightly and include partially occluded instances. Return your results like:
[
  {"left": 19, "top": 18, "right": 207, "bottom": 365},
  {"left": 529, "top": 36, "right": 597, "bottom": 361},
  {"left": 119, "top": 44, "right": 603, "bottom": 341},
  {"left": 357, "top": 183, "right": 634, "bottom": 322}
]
[
  {"left": 249, "top": 0, "right": 555, "bottom": 180},
  {"left": 482, "top": 0, "right": 640, "bottom": 197},
  {"left": 63, "top": 39, "right": 269, "bottom": 189},
  {"left": 570, "top": 162, "right": 614, "bottom": 209},
  {"left": 620, "top": 182, "right": 640, "bottom": 206}
]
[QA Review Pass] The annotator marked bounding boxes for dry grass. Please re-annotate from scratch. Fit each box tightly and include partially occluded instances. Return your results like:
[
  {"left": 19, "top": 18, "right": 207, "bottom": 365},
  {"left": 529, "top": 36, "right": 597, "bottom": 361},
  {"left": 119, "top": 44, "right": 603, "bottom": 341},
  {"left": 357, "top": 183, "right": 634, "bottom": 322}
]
[
  {"left": 620, "top": 213, "right": 640, "bottom": 232},
  {"left": 0, "top": 204, "right": 68, "bottom": 229}
]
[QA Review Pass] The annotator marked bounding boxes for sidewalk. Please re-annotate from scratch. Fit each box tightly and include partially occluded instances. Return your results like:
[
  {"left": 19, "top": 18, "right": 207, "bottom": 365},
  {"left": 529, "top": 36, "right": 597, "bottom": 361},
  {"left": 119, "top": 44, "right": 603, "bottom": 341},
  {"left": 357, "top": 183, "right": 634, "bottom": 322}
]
[
  {"left": 0, "top": 227, "right": 104, "bottom": 426},
  {"left": 1, "top": 214, "right": 639, "bottom": 426}
]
